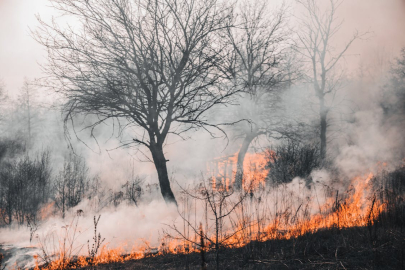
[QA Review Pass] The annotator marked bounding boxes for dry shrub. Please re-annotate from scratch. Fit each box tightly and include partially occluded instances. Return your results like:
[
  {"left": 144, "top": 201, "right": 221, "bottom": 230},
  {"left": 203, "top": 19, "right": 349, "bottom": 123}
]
[
  {"left": 266, "top": 139, "right": 320, "bottom": 185},
  {"left": 35, "top": 216, "right": 84, "bottom": 269}
]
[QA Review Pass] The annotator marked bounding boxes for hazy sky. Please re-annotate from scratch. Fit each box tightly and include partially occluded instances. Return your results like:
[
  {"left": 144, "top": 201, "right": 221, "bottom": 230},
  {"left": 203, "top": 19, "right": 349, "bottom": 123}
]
[
  {"left": 0, "top": 0, "right": 404, "bottom": 96},
  {"left": 0, "top": 0, "right": 52, "bottom": 96}
]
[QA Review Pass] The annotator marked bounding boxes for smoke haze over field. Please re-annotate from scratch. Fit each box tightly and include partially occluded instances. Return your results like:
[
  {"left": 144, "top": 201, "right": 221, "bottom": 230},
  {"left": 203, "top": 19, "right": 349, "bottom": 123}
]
[
  {"left": 0, "top": 0, "right": 404, "bottom": 158},
  {"left": 0, "top": 1, "right": 405, "bottom": 269},
  {"left": 0, "top": 0, "right": 403, "bottom": 208}
]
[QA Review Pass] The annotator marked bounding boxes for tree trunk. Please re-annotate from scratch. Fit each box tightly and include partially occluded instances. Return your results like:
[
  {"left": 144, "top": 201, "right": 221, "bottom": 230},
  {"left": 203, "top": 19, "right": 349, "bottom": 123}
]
[
  {"left": 320, "top": 98, "right": 328, "bottom": 160},
  {"left": 215, "top": 216, "right": 220, "bottom": 270},
  {"left": 150, "top": 144, "right": 177, "bottom": 205},
  {"left": 7, "top": 206, "right": 12, "bottom": 225},
  {"left": 234, "top": 132, "right": 257, "bottom": 190}
]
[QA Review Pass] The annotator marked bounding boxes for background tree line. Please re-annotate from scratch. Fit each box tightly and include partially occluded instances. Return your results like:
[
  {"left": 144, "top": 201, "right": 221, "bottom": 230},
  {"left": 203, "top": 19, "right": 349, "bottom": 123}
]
[{"left": 0, "top": 143, "right": 146, "bottom": 226}]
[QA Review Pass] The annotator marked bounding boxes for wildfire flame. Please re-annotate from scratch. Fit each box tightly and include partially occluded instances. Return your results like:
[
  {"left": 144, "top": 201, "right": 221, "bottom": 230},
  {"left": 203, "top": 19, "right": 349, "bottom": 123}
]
[
  {"left": 207, "top": 151, "right": 270, "bottom": 191},
  {"left": 33, "top": 152, "right": 387, "bottom": 270}
]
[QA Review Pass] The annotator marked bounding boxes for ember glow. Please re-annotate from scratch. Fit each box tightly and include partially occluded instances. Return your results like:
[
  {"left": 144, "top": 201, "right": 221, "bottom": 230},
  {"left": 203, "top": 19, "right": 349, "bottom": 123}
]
[{"left": 208, "top": 152, "right": 270, "bottom": 191}]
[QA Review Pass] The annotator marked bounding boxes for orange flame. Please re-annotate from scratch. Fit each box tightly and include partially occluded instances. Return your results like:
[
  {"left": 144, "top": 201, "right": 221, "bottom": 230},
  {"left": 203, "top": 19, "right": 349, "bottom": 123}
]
[
  {"left": 35, "top": 152, "right": 388, "bottom": 270},
  {"left": 207, "top": 151, "right": 270, "bottom": 191}
]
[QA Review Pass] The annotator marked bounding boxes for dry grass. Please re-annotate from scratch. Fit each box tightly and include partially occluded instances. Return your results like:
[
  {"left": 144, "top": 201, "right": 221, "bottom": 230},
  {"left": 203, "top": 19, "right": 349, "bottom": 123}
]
[{"left": 32, "top": 166, "right": 405, "bottom": 270}]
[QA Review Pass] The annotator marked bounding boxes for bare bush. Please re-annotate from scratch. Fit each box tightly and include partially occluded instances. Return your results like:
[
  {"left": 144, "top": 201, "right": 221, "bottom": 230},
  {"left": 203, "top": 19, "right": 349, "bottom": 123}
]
[
  {"left": 86, "top": 176, "right": 109, "bottom": 213},
  {"left": 266, "top": 139, "right": 320, "bottom": 185},
  {"left": 53, "top": 155, "right": 90, "bottom": 218},
  {"left": 166, "top": 179, "right": 252, "bottom": 269},
  {"left": 87, "top": 215, "right": 105, "bottom": 259},
  {"left": 0, "top": 150, "right": 51, "bottom": 226},
  {"left": 123, "top": 176, "right": 143, "bottom": 207},
  {"left": 36, "top": 216, "right": 84, "bottom": 268}
]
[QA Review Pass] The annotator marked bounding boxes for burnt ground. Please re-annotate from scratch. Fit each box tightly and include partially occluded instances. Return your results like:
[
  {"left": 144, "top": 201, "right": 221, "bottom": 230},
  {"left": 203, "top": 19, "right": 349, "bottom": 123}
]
[
  {"left": 71, "top": 223, "right": 405, "bottom": 270},
  {"left": 0, "top": 244, "right": 38, "bottom": 269}
]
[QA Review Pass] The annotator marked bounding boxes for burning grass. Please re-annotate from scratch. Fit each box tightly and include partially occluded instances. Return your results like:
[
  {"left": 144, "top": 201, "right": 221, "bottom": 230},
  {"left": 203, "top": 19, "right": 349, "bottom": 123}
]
[
  {"left": 74, "top": 225, "right": 404, "bottom": 269},
  {"left": 30, "top": 162, "right": 405, "bottom": 270}
]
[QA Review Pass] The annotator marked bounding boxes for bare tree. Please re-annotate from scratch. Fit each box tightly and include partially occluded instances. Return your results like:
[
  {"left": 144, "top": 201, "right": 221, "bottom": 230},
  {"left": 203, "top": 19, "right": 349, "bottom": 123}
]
[
  {"left": 384, "top": 48, "right": 405, "bottom": 115},
  {"left": 0, "top": 79, "right": 9, "bottom": 123},
  {"left": 225, "top": 0, "right": 293, "bottom": 188},
  {"left": 294, "top": 0, "right": 362, "bottom": 160},
  {"left": 35, "top": 0, "right": 237, "bottom": 205},
  {"left": 18, "top": 78, "right": 38, "bottom": 150},
  {"left": 393, "top": 48, "right": 405, "bottom": 79},
  {"left": 380, "top": 48, "right": 405, "bottom": 157},
  {"left": 0, "top": 79, "right": 4, "bottom": 100}
]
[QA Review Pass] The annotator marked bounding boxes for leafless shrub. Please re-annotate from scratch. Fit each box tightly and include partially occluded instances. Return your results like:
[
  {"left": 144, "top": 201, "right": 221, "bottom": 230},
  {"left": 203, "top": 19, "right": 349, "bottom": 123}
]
[
  {"left": 0, "top": 150, "right": 51, "bottom": 226},
  {"left": 123, "top": 176, "right": 143, "bottom": 207},
  {"left": 165, "top": 178, "right": 252, "bottom": 269},
  {"left": 111, "top": 191, "right": 124, "bottom": 208},
  {"left": 87, "top": 215, "right": 105, "bottom": 259},
  {"left": 266, "top": 139, "right": 320, "bottom": 185},
  {"left": 53, "top": 154, "right": 90, "bottom": 218},
  {"left": 27, "top": 214, "right": 39, "bottom": 243},
  {"left": 36, "top": 216, "right": 84, "bottom": 268},
  {"left": 86, "top": 175, "right": 109, "bottom": 213}
]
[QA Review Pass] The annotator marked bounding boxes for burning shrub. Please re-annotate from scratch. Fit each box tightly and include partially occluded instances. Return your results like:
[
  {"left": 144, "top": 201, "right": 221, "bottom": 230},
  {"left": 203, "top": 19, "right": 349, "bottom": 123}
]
[
  {"left": 374, "top": 166, "right": 405, "bottom": 227},
  {"left": 265, "top": 139, "right": 320, "bottom": 185},
  {"left": 35, "top": 216, "right": 84, "bottom": 269}
]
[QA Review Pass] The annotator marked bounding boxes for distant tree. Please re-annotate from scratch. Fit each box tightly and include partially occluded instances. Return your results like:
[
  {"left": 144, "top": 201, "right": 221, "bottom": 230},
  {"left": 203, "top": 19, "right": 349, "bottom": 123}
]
[
  {"left": 35, "top": 0, "right": 237, "bottom": 205},
  {"left": 294, "top": 0, "right": 362, "bottom": 160},
  {"left": 17, "top": 78, "right": 38, "bottom": 149},
  {"left": 0, "top": 150, "right": 51, "bottom": 225},
  {"left": 12, "top": 152, "right": 51, "bottom": 224},
  {"left": 0, "top": 79, "right": 9, "bottom": 123},
  {"left": 0, "top": 139, "right": 26, "bottom": 225},
  {"left": 393, "top": 48, "right": 405, "bottom": 79},
  {"left": 379, "top": 48, "right": 405, "bottom": 159},
  {"left": 0, "top": 78, "right": 42, "bottom": 149},
  {"left": 0, "top": 79, "right": 4, "bottom": 99},
  {"left": 382, "top": 48, "right": 405, "bottom": 117},
  {"left": 53, "top": 154, "right": 90, "bottom": 218},
  {"left": 224, "top": 0, "right": 293, "bottom": 188}
]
